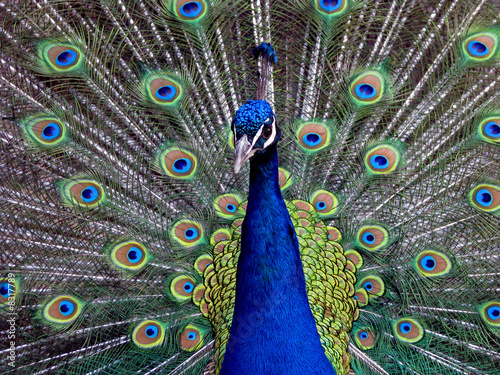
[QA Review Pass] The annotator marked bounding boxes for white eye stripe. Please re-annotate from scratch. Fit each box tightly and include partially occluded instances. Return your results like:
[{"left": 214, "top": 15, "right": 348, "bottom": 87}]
[
  {"left": 251, "top": 127, "right": 264, "bottom": 148},
  {"left": 263, "top": 116, "right": 276, "bottom": 148},
  {"left": 247, "top": 117, "right": 276, "bottom": 149}
]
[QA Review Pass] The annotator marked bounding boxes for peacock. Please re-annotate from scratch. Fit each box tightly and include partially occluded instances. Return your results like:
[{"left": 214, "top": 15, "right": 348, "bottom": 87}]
[{"left": 1, "top": 0, "right": 500, "bottom": 374}]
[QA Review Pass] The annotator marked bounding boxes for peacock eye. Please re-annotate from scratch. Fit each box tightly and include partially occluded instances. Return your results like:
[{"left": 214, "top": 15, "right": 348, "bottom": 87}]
[
  {"left": 262, "top": 118, "right": 274, "bottom": 139},
  {"left": 262, "top": 124, "right": 272, "bottom": 139}
]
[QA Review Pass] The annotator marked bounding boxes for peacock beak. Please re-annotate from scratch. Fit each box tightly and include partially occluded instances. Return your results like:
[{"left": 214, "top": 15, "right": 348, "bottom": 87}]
[{"left": 234, "top": 134, "right": 256, "bottom": 174}]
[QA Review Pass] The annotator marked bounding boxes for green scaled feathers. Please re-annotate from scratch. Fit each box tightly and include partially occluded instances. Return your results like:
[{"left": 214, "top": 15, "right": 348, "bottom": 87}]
[{"left": 167, "top": 199, "right": 359, "bottom": 375}]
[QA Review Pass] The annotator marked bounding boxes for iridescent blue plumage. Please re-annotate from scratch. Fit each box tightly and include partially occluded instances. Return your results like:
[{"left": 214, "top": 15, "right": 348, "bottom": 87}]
[
  {"left": 221, "top": 100, "right": 336, "bottom": 374},
  {"left": 232, "top": 100, "right": 274, "bottom": 140}
]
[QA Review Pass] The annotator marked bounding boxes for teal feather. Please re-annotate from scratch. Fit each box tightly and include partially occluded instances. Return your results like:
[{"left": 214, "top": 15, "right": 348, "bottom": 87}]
[{"left": 1, "top": 0, "right": 500, "bottom": 374}]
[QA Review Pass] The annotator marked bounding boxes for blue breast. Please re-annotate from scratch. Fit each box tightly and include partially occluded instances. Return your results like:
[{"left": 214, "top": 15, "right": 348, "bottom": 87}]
[{"left": 220, "top": 146, "right": 336, "bottom": 374}]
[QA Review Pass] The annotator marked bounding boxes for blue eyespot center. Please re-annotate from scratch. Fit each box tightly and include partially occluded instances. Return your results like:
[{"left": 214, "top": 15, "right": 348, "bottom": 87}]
[
  {"left": 173, "top": 158, "right": 192, "bottom": 173},
  {"left": 56, "top": 50, "right": 77, "bottom": 66},
  {"left": 476, "top": 189, "right": 493, "bottom": 207},
  {"left": 183, "top": 282, "right": 194, "bottom": 293},
  {"left": 468, "top": 41, "right": 489, "bottom": 56},
  {"left": 316, "top": 201, "right": 326, "bottom": 210},
  {"left": 81, "top": 186, "right": 99, "bottom": 203},
  {"left": 42, "top": 123, "right": 61, "bottom": 140},
  {"left": 363, "top": 282, "right": 373, "bottom": 291},
  {"left": 184, "top": 228, "right": 198, "bottom": 240},
  {"left": 226, "top": 204, "right": 236, "bottom": 212},
  {"left": 359, "top": 332, "right": 368, "bottom": 340},
  {"left": 127, "top": 247, "right": 143, "bottom": 263},
  {"left": 187, "top": 331, "right": 197, "bottom": 340},
  {"left": 420, "top": 255, "right": 436, "bottom": 271},
  {"left": 362, "top": 232, "right": 375, "bottom": 244},
  {"left": 485, "top": 122, "right": 500, "bottom": 137},
  {"left": 59, "top": 301, "right": 75, "bottom": 316},
  {"left": 319, "top": 0, "right": 341, "bottom": 12},
  {"left": 353, "top": 295, "right": 358, "bottom": 300},
  {"left": 156, "top": 85, "right": 176, "bottom": 100},
  {"left": 370, "top": 155, "right": 389, "bottom": 169},
  {"left": 0, "top": 283, "right": 13, "bottom": 298},
  {"left": 487, "top": 306, "right": 500, "bottom": 320},
  {"left": 303, "top": 133, "right": 322, "bottom": 147},
  {"left": 180, "top": 2, "right": 202, "bottom": 18},
  {"left": 401, "top": 323, "right": 412, "bottom": 333},
  {"left": 145, "top": 325, "right": 158, "bottom": 338},
  {"left": 355, "top": 83, "right": 376, "bottom": 99}
]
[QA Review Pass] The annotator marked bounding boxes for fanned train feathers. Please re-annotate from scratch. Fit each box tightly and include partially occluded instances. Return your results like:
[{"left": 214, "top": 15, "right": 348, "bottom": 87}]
[{"left": 1, "top": 0, "right": 500, "bottom": 374}]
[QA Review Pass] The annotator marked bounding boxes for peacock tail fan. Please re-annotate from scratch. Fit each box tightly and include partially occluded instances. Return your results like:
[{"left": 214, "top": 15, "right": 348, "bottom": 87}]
[{"left": 1, "top": 0, "right": 499, "bottom": 374}]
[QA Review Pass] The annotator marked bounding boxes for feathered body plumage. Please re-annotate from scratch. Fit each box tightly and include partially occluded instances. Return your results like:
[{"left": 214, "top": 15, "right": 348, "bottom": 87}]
[
  {"left": 0, "top": 0, "right": 499, "bottom": 374},
  {"left": 222, "top": 101, "right": 335, "bottom": 373}
]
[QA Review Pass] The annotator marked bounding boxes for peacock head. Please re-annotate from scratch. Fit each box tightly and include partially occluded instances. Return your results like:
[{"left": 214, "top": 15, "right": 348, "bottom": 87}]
[{"left": 232, "top": 100, "right": 279, "bottom": 173}]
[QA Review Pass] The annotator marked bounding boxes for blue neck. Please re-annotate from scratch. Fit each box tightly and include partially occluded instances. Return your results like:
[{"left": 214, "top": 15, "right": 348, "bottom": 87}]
[{"left": 220, "top": 146, "right": 335, "bottom": 374}]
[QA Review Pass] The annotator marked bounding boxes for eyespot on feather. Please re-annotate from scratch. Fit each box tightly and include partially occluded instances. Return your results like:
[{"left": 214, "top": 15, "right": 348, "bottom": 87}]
[
  {"left": 394, "top": 318, "right": 424, "bottom": 343},
  {"left": 354, "top": 288, "right": 368, "bottom": 307},
  {"left": 345, "top": 250, "right": 363, "bottom": 269},
  {"left": 413, "top": 250, "right": 451, "bottom": 277},
  {"left": 171, "top": 220, "right": 204, "bottom": 247},
  {"left": 364, "top": 145, "right": 400, "bottom": 174},
  {"left": 169, "top": 275, "right": 197, "bottom": 302},
  {"left": 350, "top": 71, "right": 385, "bottom": 105},
  {"left": 173, "top": 0, "right": 208, "bottom": 22},
  {"left": 62, "top": 180, "right": 106, "bottom": 208},
  {"left": 194, "top": 254, "right": 213, "bottom": 274},
  {"left": 310, "top": 190, "right": 339, "bottom": 217},
  {"left": 24, "top": 117, "right": 66, "bottom": 146},
  {"left": 210, "top": 228, "right": 231, "bottom": 246},
  {"left": 478, "top": 117, "right": 500, "bottom": 143},
  {"left": 296, "top": 122, "right": 331, "bottom": 152},
  {"left": 110, "top": 241, "right": 149, "bottom": 270},
  {"left": 159, "top": 148, "right": 197, "bottom": 179},
  {"left": 478, "top": 301, "right": 500, "bottom": 327},
  {"left": 354, "top": 327, "right": 376, "bottom": 349},
  {"left": 358, "top": 275, "right": 384, "bottom": 296},
  {"left": 0, "top": 279, "right": 18, "bottom": 306},
  {"left": 144, "top": 74, "right": 182, "bottom": 106},
  {"left": 132, "top": 320, "right": 165, "bottom": 348},
  {"left": 326, "top": 226, "right": 342, "bottom": 242},
  {"left": 357, "top": 225, "right": 389, "bottom": 251},
  {"left": 469, "top": 184, "right": 500, "bottom": 212},
  {"left": 214, "top": 194, "right": 241, "bottom": 218},
  {"left": 41, "top": 44, "right": 82, "bottom": 72},
  {"left": 43, "top": 295, "right": 82, "bottom": 323},
  {"left": 463, "top": 32, "right": 498, "bottom": 61},
  {"left": 316, "top": 0, "right": 347, "bottom": 16},
  {"left": 179, "top": 324, "right": 205, "bottom": 351}
]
